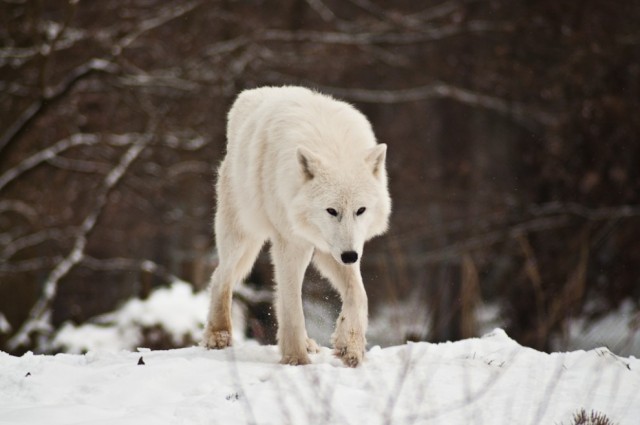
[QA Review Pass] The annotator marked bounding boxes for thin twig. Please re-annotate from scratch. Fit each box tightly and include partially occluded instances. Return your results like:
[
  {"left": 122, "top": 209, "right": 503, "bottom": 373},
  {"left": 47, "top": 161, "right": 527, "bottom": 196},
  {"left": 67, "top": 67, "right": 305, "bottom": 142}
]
[{"left": 7, "top": 138, "right": 148, "bottom": 350}]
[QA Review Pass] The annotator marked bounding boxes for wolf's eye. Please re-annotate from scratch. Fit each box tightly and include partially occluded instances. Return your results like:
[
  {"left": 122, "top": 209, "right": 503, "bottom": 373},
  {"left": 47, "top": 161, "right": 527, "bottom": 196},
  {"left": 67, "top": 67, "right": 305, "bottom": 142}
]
[
  {"left": 326, "top": 208, "right": 338, "bottom": 216},
  {"left": 356, "top": 207, "right": 366, "bottom": 216}
]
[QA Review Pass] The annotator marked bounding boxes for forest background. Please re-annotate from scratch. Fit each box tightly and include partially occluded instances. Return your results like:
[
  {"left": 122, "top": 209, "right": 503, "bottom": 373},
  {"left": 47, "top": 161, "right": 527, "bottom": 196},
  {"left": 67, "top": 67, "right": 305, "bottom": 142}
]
[{"left": 1, "top": 0, "right": 639, "bottom": 355}]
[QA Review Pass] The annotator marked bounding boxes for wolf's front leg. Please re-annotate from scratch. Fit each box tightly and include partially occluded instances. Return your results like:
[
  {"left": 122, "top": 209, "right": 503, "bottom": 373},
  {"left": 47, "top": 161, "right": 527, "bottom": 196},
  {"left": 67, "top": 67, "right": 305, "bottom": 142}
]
[
  {"left": 332, "top": 280, "right": 367, "bottom": 367},
  {"left": 271, "top": 239, "right": 315, "bottom": 365},
  {"left": 313, "top": 251, "right": 368, "bottom": 367}
]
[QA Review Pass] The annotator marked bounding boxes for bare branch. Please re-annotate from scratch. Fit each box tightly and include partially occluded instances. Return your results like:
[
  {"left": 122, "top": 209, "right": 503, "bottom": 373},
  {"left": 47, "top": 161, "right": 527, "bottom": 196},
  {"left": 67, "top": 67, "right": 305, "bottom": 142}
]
[
  {"left": 167, "top": 160, "right": 212, "bottom": 178},
  {"left": 0, "top": 133, "right": 100, "bottom": 191},
  {"left": 347, "top": 0, "right": 398, "bottom": 26},
  {"left": 45, "top": 155, "right": 113, "bottom": 174},
  {"left": 1, "top": 1, "right": 203, "bottom": 158},
  {"left": 0, "top": 59, "right": 120, "bottom": 158},
  {"left": 304, "top": 0, "right": 342, "bottom": 24},
  {"left": 409, "top": 0, "right": 482, "bottom": 23},
  {"left": 0, "top": 199, "right": 37, "bottom": 221},
  {"left": 306, "top": 0, "right": 480, "bottom": 32},
  {"left": 118, "top": 73, "right": 200, "bottom": 92},
  {"left": 284, "top": 80, "right": 557, "bottom": 129},
  {"left": 0, "top": 24, "right": 87, "bottom": 68},
  {"left": 1, "top": 226, "right": 77, "bottom": 261},
  {"left": 0, "top": 312, "right": 11, "bottom": 334},
  {"left": 81, "top": 256, "right": 182, "bottom": 284},
  {"left": 7, "top": 138, "right": 148, "bottom": 350},
  {"left": 38, "top": 0, "right": 79, "bottom": 93},
  {"left": 0, "top": 132, "right": 206, "bottom": 192},
  {"left": 113, "top": 0, "right": 204, "bottom": 55},
  {"left": 203, "top": 36, "right": 251, "bottom": 58},
  {"left": 261, "top": 21, "right": 512, "bottom": 45},
  {"left": 0, "top": 256, "right": 62, "bottom": 273}
]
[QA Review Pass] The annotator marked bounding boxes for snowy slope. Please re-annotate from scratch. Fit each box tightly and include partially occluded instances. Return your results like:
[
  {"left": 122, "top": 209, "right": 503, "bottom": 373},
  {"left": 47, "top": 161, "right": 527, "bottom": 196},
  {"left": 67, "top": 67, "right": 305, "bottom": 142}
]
[{"left": 1, "top": 329, "right": 638, "bottom": 425}]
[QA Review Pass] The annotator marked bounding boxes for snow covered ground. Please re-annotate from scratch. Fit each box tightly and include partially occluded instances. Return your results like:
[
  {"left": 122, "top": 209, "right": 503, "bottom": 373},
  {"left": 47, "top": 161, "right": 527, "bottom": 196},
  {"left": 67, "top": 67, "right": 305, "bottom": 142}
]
[
  {"left": 1, "top": 329, "right": 639, "bottom": 425},
  {"left": 4, "top": 282, "right": 639, "bottom": 424}
]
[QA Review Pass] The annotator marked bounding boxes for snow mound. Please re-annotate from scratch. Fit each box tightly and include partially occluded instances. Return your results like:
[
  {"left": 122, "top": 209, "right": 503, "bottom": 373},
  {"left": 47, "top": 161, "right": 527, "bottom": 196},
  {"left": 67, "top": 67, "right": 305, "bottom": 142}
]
[
  {"left": 51, "top": 282, "right": 246, "bottom": 353},
  {"left": 2, "top": 329, "right": 639, "bottom": 425}
]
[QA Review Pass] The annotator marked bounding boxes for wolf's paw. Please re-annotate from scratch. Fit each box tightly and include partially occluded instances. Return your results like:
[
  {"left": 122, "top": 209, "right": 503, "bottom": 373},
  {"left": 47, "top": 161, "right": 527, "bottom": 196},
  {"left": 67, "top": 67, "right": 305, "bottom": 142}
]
[
  {"left": 201, "top": 328, "right": 232, "bottom": 349},
  {"left": 332, "top": 327, "right": 366, "bottom": 367},
  {"left": 334, "top": 345, "right": 364, "bottom": 368},
  {"left": 306, "top": 337, "right": 320, "bottom": 354},
  {"left": 280, "top": 353, "right": 311, "bottom": 366}
]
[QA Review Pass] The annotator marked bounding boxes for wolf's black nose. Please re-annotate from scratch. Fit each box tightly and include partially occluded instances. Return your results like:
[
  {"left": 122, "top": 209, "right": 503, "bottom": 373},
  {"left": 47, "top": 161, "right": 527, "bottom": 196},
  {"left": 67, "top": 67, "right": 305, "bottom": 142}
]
[{"left": 341, "top": 251, "right": 358, "bottom": 264}]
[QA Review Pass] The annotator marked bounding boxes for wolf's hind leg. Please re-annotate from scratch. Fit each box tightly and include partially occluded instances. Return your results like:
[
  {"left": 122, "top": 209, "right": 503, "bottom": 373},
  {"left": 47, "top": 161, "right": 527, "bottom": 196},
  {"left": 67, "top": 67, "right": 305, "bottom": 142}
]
[
  {"left": 202, "top": 237, "right": 262, "bottom": 349},
  {"left": 202, "top": 195, "right": 263, "bottom": 349}
]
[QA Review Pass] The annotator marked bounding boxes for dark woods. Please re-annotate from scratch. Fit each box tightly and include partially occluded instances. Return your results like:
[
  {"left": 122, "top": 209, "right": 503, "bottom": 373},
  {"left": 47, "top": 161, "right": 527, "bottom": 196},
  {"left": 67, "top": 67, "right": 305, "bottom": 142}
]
[{"left": 1, "top": 0, "right": 639, "bottom": 353}]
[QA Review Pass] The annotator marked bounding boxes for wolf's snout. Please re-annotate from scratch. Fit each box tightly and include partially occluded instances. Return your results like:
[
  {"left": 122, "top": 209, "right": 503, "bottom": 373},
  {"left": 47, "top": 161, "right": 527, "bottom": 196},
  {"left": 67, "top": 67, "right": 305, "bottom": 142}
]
[{"left": 341, "top": 251, "right": 358, "bottom": 264}]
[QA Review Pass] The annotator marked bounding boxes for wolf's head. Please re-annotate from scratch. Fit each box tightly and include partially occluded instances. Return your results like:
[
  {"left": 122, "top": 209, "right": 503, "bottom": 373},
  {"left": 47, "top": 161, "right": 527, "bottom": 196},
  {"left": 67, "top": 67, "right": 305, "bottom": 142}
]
[{"left": 290, "top": 144, "right": 391, "bottom": 265}]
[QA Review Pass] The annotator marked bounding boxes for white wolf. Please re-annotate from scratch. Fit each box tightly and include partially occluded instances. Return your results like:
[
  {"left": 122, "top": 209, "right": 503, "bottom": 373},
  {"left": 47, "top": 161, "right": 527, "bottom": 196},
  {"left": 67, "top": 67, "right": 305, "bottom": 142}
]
[{"left": 202, "top": 86, "right": 391, "bottom": 367}]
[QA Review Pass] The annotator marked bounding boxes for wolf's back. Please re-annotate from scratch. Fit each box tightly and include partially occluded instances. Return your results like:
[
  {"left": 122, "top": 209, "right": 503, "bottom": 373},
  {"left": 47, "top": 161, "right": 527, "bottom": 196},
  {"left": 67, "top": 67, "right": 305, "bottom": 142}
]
[{"left": 226, "top": 86, "right": 313, "bottom": 147}]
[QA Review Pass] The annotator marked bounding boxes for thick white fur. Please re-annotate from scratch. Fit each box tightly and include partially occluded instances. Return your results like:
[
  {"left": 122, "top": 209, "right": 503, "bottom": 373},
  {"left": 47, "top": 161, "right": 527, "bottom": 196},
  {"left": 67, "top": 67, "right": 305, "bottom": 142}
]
[{"left": 202, "top": 86, "right": 391, "bottom": 367}]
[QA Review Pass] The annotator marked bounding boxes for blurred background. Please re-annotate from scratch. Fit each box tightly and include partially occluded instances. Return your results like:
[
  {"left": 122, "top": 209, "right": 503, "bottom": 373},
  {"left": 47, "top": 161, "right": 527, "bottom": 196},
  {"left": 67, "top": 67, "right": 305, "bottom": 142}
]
[{"left": 1, "top": 0, "right": 639, "bottom": 356}]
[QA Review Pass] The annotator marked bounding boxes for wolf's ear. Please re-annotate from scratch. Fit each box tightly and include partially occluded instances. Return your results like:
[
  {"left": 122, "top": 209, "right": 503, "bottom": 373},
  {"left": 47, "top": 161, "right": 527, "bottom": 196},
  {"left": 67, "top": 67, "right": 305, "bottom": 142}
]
[
  {"left": 365, "top": 144, "right": 387, "bottom": 177},
  {"left": 297, "top": 146, "right": 322, "bottom": 181}
]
